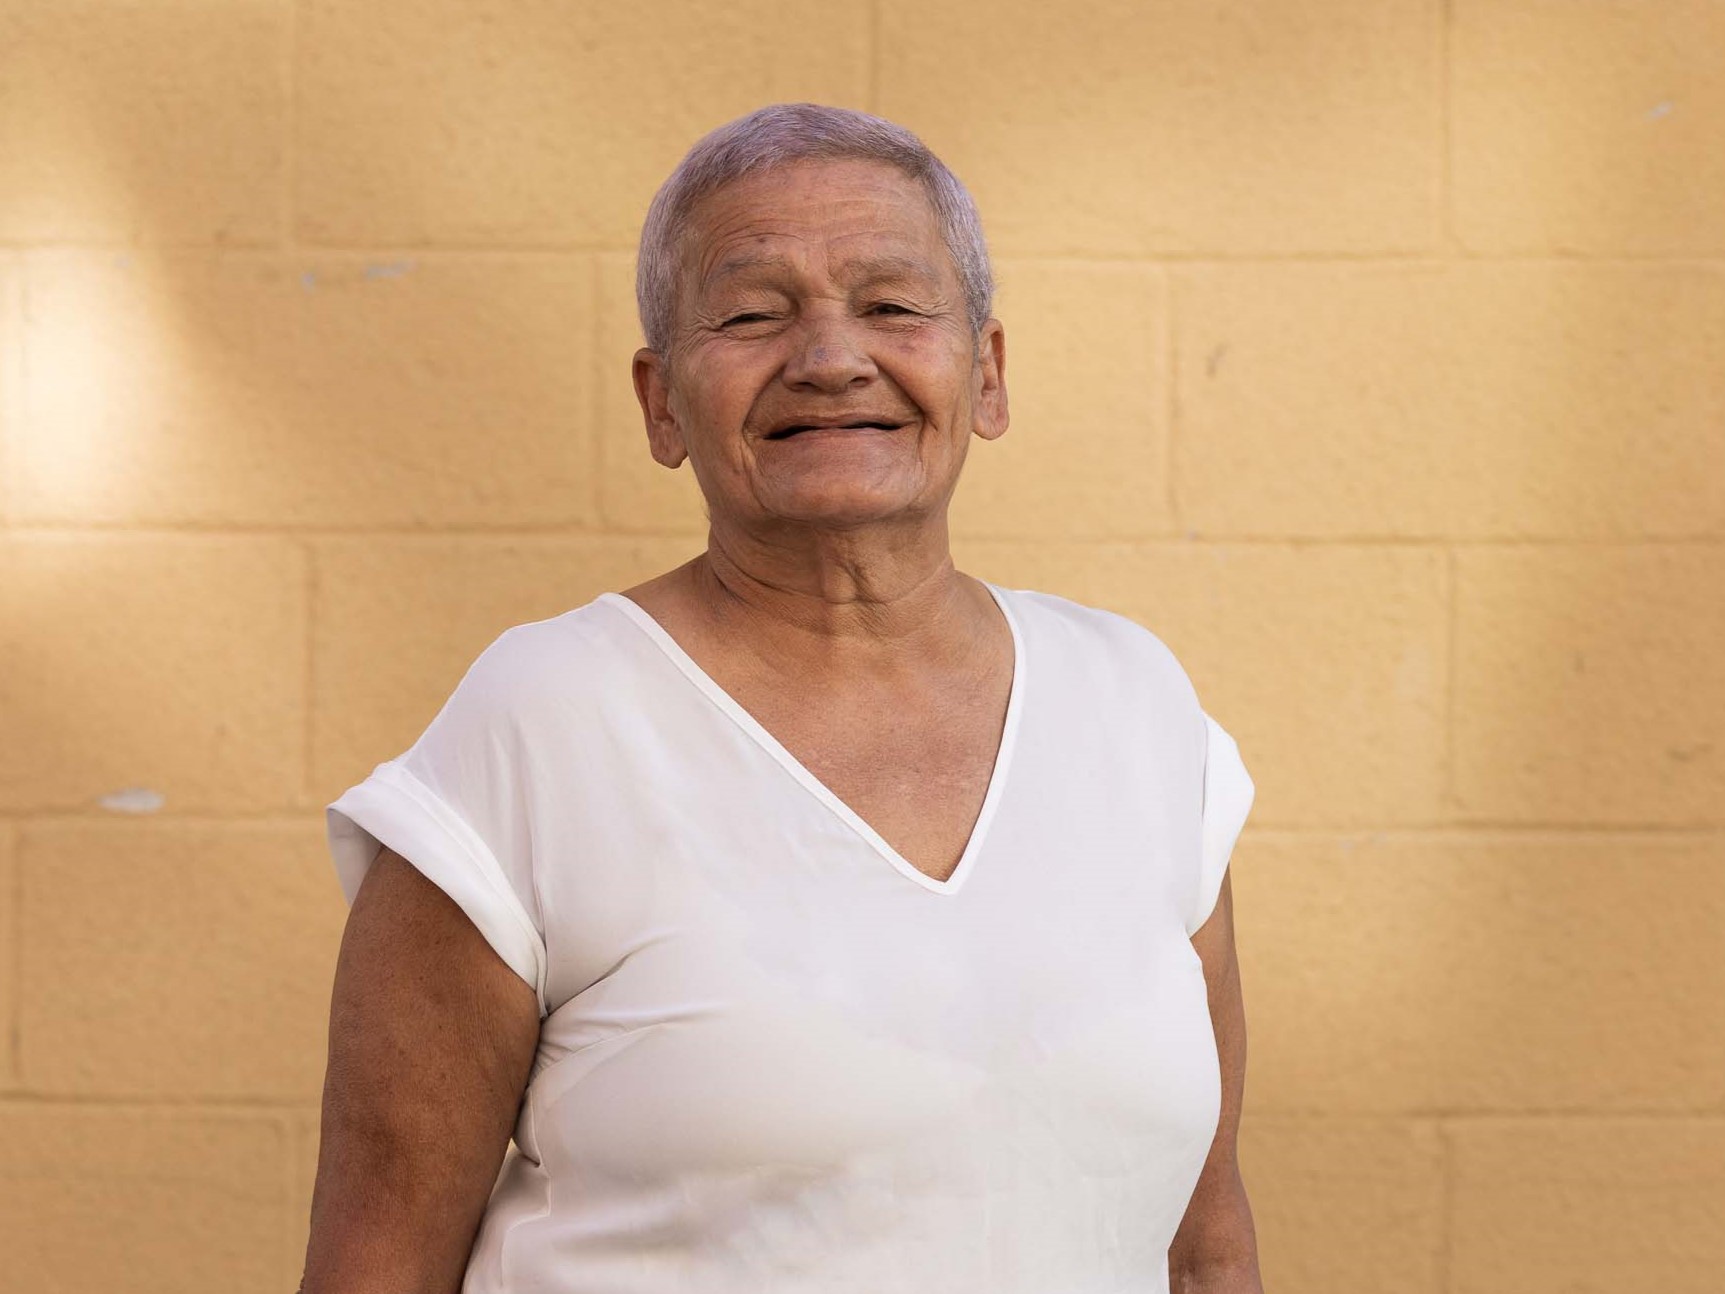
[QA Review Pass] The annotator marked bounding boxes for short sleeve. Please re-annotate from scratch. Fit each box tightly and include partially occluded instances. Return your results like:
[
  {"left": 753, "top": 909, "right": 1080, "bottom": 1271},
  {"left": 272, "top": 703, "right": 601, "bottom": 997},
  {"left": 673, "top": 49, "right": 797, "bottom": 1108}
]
[
  {"left": 325, "top": 631, "right": 550, "bottom": 1019},
  {"left": 1189, "top": 710, "right": 1256, "bottom": 936}
]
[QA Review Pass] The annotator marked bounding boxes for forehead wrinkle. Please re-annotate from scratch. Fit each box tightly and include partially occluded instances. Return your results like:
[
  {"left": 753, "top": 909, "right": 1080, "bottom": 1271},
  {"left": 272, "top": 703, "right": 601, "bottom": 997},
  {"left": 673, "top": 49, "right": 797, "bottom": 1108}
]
[{"left": 705, "top": 251, "right": 942, "bottom": 293}]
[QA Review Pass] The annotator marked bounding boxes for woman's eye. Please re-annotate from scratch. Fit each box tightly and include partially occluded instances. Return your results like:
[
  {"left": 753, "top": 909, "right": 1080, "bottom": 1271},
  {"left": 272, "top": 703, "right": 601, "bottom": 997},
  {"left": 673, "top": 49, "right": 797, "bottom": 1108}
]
[{"left": 721, "top": 305, "right": 912, "bottom": 326}]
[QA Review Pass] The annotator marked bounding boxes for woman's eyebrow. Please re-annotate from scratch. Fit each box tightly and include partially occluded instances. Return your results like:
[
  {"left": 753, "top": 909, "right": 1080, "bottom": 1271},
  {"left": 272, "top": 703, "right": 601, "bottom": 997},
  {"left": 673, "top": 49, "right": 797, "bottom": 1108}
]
[{"left": 845, "top": 255, "right": 940, "bottom": 287}]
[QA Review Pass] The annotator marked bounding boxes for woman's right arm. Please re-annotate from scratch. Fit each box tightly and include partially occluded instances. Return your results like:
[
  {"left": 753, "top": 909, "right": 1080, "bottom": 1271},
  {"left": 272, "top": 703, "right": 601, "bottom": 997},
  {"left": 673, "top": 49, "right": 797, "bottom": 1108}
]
[{"left": 298, "top": 846, "right": 543, "bottom": 1294}]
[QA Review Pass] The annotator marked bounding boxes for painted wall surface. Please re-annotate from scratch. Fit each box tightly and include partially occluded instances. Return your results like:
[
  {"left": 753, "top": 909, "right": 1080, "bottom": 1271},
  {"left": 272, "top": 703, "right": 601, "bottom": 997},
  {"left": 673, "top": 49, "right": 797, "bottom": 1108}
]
[{"left": 2, "top": 2, "right": 1723, "bottom": 1291}]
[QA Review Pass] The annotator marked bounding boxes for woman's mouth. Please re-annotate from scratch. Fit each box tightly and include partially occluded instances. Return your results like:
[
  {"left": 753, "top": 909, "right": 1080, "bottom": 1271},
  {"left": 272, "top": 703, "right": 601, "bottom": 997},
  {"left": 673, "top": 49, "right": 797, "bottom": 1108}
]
[{"left": 764, "top": 420, "right": 908, "bottom": 440}]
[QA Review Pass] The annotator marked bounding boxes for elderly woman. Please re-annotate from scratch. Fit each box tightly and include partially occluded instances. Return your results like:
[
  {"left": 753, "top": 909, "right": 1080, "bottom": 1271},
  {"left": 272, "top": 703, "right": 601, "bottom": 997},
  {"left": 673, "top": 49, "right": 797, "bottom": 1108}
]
[{"left": 303, "top": 103, "right": 1261, "bottom": 1294}]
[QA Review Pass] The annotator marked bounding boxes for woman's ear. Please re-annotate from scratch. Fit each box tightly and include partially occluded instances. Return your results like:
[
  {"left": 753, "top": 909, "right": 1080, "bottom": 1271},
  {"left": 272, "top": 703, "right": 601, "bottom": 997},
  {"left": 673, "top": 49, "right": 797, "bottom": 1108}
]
[
  {"left": 632, "top": 347, "right": 689, "bottom": 468},
  {"left": 972, "top": 319, "right": 1008, "bottom": 443}
]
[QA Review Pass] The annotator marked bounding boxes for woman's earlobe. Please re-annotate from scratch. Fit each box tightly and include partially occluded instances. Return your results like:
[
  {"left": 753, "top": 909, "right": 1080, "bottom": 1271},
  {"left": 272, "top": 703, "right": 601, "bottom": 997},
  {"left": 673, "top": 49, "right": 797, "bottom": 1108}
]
[
  {"left": 648, "top": 430, "right": 689, "bottom": 469},
  {"left": 643, "top": 404, "right": 689, "bottom": 469}
]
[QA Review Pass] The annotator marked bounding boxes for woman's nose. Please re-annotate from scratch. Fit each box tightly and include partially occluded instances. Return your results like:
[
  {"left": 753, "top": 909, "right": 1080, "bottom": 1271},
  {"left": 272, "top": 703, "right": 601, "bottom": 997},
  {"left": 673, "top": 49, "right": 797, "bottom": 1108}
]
[{"left": 781, "top": 313, "right": 877, "bottom": 391}]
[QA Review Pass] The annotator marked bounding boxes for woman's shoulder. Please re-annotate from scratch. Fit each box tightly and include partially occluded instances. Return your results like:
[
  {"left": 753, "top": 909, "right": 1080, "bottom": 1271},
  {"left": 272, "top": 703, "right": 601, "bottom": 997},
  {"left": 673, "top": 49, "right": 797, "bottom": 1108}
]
[
  {"left": 431, "top": 594, "right": 645, "bottom": 715},
  {"left": 993, "top": 583, "right": 1201, "bottom": 708},
  {"left": 502, "top": 593, "right": 630, "bottom": 652}
]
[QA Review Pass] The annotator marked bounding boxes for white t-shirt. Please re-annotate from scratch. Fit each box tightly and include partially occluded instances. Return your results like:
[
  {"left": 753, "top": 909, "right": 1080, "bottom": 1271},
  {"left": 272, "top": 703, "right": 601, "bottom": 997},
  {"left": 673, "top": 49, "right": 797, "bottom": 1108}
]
[{"left": 326, "top": 580, "right": 1256, "bottom": 1294}]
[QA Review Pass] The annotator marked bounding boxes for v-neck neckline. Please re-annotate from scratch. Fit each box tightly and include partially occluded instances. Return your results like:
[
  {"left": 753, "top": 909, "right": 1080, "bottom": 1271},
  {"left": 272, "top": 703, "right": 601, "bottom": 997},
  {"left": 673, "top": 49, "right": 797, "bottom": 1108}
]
[{"left": 598, "top": 581, "right": 1026, "bottom": 897}]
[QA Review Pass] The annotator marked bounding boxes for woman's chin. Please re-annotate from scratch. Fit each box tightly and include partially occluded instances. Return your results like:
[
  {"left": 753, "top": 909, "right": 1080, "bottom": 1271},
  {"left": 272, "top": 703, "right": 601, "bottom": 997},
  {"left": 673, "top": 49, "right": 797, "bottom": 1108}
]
[{"left": 754, "top": 481, "right": 937, "bottom": 531}]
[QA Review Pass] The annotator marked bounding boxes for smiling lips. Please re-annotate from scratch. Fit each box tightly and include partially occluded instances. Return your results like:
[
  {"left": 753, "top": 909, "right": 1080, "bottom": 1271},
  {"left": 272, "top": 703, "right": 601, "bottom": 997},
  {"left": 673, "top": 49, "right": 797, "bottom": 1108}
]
[{"left": 763, "top": 417, "right": 910, "bottom": 440}]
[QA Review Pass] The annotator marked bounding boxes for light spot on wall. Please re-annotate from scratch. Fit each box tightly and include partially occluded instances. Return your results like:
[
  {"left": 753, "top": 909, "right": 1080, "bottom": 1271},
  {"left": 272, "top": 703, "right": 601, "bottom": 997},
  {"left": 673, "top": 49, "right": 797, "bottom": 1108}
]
[{"left": 98, "top": 786, "right": 166, "bottom": 813}]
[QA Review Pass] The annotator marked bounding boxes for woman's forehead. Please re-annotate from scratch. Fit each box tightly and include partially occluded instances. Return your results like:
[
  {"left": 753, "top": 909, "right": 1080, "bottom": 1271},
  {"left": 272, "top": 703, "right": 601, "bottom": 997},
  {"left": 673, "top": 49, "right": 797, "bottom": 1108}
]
[{"left": 683, "top": 168, "right": 945, "bottom": 289}]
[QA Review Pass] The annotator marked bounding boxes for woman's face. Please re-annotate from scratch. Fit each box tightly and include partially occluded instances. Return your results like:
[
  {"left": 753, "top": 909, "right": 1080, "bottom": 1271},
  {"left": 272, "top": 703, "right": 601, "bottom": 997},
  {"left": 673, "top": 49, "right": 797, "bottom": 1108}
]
[{"left": 632, "top": 157, "right": 1007, "bottom": 538}]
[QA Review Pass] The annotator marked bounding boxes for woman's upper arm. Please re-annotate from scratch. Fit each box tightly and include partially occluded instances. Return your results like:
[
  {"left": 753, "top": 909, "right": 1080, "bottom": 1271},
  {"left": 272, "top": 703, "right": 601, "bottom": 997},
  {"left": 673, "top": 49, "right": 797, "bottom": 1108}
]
[
  {"left": 299, "top": 846, "right": 542, "bottom": 1294},
  {"left": 1171, "top": 873, "right": 1264, "bottom": 1285}
]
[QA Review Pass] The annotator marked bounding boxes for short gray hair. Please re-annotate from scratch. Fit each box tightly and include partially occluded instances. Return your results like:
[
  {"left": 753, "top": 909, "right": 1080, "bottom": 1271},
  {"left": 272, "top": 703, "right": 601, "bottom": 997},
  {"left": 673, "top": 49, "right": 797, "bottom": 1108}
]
[{"left": 635, "top": 102, "right": 995, "bottom": 360}]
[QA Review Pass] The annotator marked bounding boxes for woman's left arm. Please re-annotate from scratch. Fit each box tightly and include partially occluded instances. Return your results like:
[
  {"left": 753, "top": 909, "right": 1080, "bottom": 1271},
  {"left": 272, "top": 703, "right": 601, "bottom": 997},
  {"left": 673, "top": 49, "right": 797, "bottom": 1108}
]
[{"left": 1167, "top": 871, "right": 1266, "bottom": 1294}]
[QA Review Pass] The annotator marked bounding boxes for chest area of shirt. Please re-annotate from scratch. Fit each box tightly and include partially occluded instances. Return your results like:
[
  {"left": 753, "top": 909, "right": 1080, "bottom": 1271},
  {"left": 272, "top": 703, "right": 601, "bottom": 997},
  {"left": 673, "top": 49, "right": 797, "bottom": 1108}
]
[{"left": 539, "top": 656, "right": 1200, "bottom": 1035}]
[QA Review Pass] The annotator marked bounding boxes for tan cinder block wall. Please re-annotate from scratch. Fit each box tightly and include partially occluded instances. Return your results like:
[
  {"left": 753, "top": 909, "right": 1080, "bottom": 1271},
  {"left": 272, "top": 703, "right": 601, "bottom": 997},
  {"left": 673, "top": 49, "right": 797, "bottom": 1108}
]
[{"left": 2, "top": 1, "right": 1722, "bottom": 1291}]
